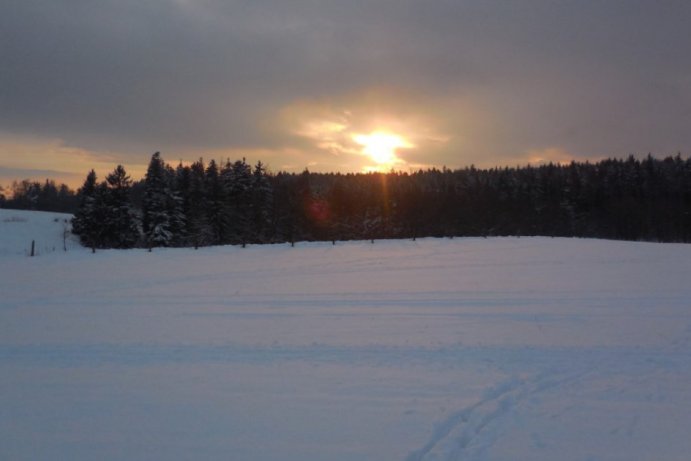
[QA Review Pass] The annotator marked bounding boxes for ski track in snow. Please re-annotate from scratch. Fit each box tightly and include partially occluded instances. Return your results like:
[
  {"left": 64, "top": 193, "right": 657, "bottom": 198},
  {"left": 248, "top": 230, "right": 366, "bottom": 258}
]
[
  {"left": 405, "top": 345, "right": 691, "bottom": 461},
  {"left": 405, "top": 371, "right": 586, "bottom": 461}
]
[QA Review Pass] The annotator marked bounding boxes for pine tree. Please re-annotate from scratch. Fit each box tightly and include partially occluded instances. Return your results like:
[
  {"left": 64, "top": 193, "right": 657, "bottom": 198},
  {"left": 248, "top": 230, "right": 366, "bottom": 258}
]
[
  {"left": 250, "top": 161, "right": 273, "bottom": 243},
  {"left": 142, "top": 152, "right": 182, "bottom": 249},
  {"left": 72, "top": 170, "right": 102, "bottom": 250},
  {"left": 163, "top": 163, "right": 186, "bottom": 246},
  {"left": 224, "top": 158, "right": 253, "bottom": 245},
  {"left": 175, "top": 162, "right": 192, "bottom": 244},
  {"left": 103, "top": 165, "right": 140, "bottom": 248},
  {"left": 187, "top": 159, "right": 212, "bottom": 247},
  {"left": 205, "top": 159, "right": 228, "bottom": 245}
]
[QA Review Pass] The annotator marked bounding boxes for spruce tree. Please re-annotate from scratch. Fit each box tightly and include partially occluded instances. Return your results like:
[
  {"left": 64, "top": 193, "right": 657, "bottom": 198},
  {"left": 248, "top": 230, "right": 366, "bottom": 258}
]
[
  {"left": 103, "top": 165, "right": 140, "bottom": 248},
  {"left": 163, "top": 163, "right": 186, "bottom": 246},
  {"left": 72, "top": 170, "right": 101, "bottom": 250},
  {"left": 187, "top": 159, "right": 212, "bottom": 247},
  {"left": 205, "top": 159, "right": 228, "bottom": 244},
  {"left": 175, "top": 162, "right": 192, "bottom": 244},
  {"left": 142, "top": 152, "right": 174, "bottom": 248},
  {"left": 224, "top": 158, "right": 253, "bottom": 245},
  {"left": 250, "top": 161, "right": 273, "bottom": 243}
]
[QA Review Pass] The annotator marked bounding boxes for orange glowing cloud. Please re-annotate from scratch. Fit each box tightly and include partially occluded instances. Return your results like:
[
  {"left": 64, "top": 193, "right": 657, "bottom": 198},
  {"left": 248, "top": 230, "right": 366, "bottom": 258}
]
[
  {"left": 0, "top": 135, "right": 147, "bottom": 188},
  {"left": 279, "top": 90, "right": 449, "bottom": 172}
]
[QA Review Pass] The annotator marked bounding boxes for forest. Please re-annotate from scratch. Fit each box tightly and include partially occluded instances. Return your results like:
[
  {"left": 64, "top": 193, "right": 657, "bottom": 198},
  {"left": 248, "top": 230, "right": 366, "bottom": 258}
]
[
  {"left": 1, "top": 179, "right": 78, "bottom": 213},
  {"left": 3, "top": 153, "right": 691, "bottom": 248}
]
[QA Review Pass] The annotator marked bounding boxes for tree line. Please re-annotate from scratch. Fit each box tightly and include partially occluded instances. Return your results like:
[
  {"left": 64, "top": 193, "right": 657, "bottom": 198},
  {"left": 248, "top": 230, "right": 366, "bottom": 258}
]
[
  {"left": 0, "top": 179, "right": 78, "bottom": 213},
  {"left": 5, "top": 152, "right": 691, "bottom": 247}
]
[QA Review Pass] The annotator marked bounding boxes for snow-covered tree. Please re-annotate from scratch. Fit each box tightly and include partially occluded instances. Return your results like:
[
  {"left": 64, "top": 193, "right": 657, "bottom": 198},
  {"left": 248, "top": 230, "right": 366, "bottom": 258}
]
[
  {"left": 103, "top": 165, "right": 140, "bottom": 248},
  {"left": 142, "top": 152, "right": 183, "bottom": 248},
  {"left": 72, "top": 167, "right": 140, "bottom": 249},
  {"left": 223, "top": 158, "right": 253, "bottom": 245}
]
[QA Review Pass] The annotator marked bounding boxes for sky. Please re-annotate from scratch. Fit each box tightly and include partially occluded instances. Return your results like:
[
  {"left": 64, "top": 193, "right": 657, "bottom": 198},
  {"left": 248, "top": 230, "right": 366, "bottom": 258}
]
[{"left": 2, "top": 0, "right": 691, "bottom": 188}]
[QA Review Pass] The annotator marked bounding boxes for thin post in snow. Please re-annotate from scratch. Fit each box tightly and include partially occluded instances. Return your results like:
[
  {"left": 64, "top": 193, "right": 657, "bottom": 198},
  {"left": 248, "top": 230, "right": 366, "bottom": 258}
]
[{"left": 30, "top": 240, "right": 35, "bottom": 257}]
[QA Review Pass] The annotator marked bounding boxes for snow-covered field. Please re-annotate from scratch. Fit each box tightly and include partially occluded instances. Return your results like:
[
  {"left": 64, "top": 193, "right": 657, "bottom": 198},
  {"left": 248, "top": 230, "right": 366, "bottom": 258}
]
[{"left": 2, "top": 209, "right": 691, "bottom": 461}]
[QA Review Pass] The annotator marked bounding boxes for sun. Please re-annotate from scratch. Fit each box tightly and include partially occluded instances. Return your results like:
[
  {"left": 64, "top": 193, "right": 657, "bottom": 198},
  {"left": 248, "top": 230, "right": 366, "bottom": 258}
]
[{"left": 352, "top": 131, "right": 413, "bottom": 169}]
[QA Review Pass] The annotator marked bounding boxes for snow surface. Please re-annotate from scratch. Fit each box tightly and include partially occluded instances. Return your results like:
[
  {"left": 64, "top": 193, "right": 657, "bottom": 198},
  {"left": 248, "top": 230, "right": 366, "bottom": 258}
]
[
  {"left": 1, "top": 209, "right": 691, "bottom": 461},
  {"left": 0, "top": 208, "right": 79, "bottom": 257}
]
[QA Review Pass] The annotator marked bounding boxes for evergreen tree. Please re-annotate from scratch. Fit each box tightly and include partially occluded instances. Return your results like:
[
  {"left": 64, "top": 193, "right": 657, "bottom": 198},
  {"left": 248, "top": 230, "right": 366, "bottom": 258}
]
[
  {"left": 224, "top": 158, "right": 253, "bottom": 245},
  {"left": 71, "top": 170, "right": 102, "bottom": 249},
  {"left": 204, "top": 159, "right": 228, "bottom": 244},
  {"left": 187, "top": 159, "right": 212, "bottom": 247},
  {"left": 175, "top": 162, "right": 192, "bottom": 244},
  {"left": 163, "top": 163, "right": 186, "bottom": 246},
  {"left": 142, "top": 152, "right": 174, "bottom": 248},
  {"left": 250, "top": 161, "right": 273, "bottom": 243},
  {"left": 103, "top": 165, "right": 140, "bottom": 248}
]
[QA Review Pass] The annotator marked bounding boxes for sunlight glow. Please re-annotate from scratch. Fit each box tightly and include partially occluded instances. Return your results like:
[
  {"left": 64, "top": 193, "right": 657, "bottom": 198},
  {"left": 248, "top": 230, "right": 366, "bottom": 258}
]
[{"left": 352, "top": 132, "right": 413, "bottom": 170}]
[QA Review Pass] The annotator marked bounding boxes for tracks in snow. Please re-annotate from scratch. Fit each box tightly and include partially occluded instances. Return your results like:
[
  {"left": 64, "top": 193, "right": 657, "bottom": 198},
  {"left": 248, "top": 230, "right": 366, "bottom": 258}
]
[{"left": 405, "top": 370, "right": 587, "bottom": 461}]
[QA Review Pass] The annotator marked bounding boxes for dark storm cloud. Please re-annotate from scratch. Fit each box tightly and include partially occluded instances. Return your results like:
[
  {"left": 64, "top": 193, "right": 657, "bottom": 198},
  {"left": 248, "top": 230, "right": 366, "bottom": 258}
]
[{"left": 2, "top": 0, "right": 690, "bottom": 166}]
